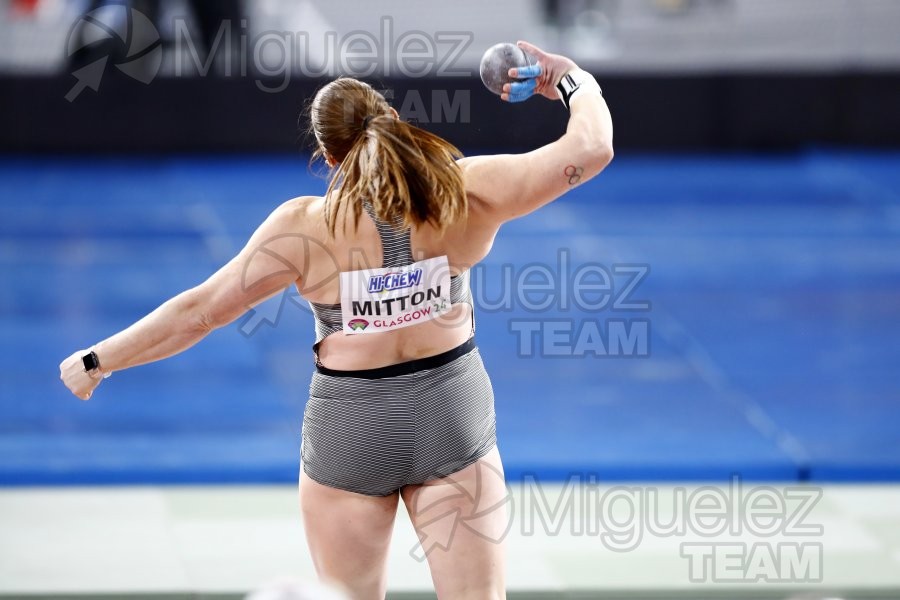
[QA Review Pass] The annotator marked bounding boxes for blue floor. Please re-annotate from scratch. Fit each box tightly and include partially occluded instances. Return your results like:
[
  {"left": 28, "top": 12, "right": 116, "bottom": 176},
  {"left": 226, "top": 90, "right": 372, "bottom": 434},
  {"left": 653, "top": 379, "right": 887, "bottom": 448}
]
[{"left": 1, "top": 151, "right": 899, "bottom": 485}]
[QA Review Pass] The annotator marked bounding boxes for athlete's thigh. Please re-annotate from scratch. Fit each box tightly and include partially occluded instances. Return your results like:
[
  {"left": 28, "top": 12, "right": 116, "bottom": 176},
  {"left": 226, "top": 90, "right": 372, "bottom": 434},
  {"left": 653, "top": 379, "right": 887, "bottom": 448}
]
[
  {"left": 300, "top": 471, "right": 399, "bottom": 600},
  {"left": 401, "top": 446, "right": 509, "bottom": 599}
]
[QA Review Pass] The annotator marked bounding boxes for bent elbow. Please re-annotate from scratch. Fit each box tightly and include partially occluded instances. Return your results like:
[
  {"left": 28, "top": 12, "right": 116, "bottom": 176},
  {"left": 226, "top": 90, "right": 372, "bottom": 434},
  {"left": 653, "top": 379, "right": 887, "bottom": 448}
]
[
  {"left": 194, "top": 310, "right": 218, "bottom": 335},
  {"left": 178, "top": 288, "right": 220, "bottom": 335},
  {"left": 578, "top": 139, "right": 613, "bottom": 179},
  {"left": 199, "top": 301, "right": 242, "bottom": 332},
  {"left": 590, "top": 140, "right": 614, "bottom": 171}
]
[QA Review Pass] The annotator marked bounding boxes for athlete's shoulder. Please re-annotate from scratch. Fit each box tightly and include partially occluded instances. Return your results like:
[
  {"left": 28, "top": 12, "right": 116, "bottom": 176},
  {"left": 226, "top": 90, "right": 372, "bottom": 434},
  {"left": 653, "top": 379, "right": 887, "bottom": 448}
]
[
  {"left": 456, "top": 155, "right": 486, "bottom": 174},
  {"left": 277, "top": 195, "right": 323, "bottom": 215},
  {"left": 455, "top": 154, "right": 509, "bottom": 196},
  {"left": 453, "top": 156, "right": 504, "bottom": 221},
  {"left": 267, "top": 196, "right": 324, "bottom": 230}
]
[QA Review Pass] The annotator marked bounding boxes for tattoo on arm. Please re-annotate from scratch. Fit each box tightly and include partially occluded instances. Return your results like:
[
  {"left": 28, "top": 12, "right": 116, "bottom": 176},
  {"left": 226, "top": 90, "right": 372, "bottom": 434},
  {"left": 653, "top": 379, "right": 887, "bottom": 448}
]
[{"left": 564, "top": 165, "right": 584, "bottom": 186}]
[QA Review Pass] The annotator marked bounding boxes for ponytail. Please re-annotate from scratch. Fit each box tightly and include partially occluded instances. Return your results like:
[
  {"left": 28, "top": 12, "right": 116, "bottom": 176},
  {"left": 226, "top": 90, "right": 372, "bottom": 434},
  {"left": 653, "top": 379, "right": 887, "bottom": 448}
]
[{"left": 309, "top": 78, "right": 467, "bottom": 236}]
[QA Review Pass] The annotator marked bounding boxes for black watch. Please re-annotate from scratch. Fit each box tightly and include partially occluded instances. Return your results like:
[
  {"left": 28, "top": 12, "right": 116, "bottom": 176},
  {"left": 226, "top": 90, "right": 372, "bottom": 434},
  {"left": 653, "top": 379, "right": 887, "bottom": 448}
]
[{"left": 82, "top": 350, "right": 101, "bottom": 373}]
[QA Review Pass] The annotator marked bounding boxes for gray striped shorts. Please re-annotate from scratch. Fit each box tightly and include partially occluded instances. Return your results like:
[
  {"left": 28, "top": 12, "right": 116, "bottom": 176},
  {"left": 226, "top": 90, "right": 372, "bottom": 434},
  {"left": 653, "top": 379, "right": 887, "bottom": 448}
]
[{"left": 301, "top": 338, "right": 497, "bottom": 496}]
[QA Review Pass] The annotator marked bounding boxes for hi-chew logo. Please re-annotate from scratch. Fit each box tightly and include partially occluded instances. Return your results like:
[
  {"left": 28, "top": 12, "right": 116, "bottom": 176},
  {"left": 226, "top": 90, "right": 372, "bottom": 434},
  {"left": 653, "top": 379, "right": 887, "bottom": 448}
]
[{"left": 368, "top": 269, "right": 423, "bottom": 293}]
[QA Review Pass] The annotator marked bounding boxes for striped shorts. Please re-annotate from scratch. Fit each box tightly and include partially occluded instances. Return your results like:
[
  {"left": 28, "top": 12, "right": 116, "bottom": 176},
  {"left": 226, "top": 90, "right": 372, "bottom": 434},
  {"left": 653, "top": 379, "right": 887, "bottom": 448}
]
[{"left": 301, "top": 338, "right": 497, "bottom": 496}]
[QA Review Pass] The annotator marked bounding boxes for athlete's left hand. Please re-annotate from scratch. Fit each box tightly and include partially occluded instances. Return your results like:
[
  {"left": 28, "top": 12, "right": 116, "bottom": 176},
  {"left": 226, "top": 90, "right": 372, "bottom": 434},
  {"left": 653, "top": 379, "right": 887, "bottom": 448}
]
[
  {"left": 502, "top": 40, "right": 579, "bottom": 103},
  {"left": 59, "top": 350, "right": 103, "bottom": 401}
]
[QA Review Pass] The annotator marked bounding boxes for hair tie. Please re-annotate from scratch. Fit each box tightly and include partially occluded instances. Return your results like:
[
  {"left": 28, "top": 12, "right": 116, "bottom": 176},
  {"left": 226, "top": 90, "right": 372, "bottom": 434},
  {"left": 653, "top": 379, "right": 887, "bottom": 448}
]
[{"left": 362, "top": 115, "right": 374, "bottom": 131}]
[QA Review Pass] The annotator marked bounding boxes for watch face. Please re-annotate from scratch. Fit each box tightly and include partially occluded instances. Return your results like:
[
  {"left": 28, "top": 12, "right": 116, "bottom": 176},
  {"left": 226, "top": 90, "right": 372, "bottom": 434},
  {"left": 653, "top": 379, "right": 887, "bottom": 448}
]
[{"left": 82, "top": 352, "right": 98, "bottom": 371}]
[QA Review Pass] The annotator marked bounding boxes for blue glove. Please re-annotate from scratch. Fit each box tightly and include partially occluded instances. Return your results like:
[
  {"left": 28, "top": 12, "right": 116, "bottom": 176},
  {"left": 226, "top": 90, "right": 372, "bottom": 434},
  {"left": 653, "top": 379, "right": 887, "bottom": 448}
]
[{"left": 506, "top": 63, "right": 542, "bottom": 103}]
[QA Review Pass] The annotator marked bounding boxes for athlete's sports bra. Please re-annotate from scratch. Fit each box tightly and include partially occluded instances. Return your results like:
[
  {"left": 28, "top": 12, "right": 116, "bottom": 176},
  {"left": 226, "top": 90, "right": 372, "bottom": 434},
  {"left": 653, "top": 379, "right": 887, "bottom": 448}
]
[{"left": 308, "top": 203, "right": 473, "bottom": 343}]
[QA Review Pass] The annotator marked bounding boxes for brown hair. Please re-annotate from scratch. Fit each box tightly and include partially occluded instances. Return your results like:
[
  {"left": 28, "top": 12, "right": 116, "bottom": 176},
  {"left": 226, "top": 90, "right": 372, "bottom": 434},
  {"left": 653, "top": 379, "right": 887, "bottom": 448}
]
[{"left": 309, "top": 78, "right": 466, "bottom": 235}]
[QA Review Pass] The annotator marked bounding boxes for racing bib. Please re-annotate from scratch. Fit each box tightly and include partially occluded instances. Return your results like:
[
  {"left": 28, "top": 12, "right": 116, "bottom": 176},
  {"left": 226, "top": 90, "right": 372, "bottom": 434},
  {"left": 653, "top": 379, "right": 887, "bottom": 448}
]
[{"left": 339, "top": 255, "right": 452, "bottom": 334}]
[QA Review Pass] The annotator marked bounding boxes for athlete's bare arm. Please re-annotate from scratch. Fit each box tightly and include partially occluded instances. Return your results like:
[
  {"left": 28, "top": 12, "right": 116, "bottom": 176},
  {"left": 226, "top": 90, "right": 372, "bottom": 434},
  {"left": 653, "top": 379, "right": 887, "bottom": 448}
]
[
  {"left": 59, "top": 198, "right": 310, "bottom": 399},
  {"left": 460, "top": 42, "right": 613, "bottom": 224}
]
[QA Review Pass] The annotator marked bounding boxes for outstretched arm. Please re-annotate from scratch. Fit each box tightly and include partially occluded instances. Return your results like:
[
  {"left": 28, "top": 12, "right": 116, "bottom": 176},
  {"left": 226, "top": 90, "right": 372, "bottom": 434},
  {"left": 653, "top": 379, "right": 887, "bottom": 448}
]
[
  {"left": 461, "top": 41, "right": 613, "bottom": 223},
  {"left": 59, "top": 198, "right": 308, "bottom": 400}
]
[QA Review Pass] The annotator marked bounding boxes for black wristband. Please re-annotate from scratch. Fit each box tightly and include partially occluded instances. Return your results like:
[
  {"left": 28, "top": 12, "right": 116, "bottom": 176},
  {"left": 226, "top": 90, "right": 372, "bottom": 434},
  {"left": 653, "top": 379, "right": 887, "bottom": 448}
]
[{"left": 556, "top": 69, "right": 602, "bottom": 110}]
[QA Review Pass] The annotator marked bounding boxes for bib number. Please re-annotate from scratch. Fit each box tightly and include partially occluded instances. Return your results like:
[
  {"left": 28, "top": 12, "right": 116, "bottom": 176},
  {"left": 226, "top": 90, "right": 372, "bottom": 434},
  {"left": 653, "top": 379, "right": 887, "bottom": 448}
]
[{"left": 339, "top": 256, "right": 452, "bottom": 334}]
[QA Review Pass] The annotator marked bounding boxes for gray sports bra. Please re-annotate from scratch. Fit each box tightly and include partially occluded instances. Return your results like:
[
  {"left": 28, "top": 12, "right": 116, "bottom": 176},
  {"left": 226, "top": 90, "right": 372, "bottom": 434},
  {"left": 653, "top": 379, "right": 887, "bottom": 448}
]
[{"left": 308, "top": 205, "right": 473, "bottom": 342}]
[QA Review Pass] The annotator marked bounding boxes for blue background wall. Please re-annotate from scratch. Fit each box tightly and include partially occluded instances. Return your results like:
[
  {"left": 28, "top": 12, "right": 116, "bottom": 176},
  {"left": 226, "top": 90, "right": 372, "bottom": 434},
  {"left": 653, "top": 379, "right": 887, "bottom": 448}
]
[{"left": 2, "top": 151, "right": 898, "bottom": 485}]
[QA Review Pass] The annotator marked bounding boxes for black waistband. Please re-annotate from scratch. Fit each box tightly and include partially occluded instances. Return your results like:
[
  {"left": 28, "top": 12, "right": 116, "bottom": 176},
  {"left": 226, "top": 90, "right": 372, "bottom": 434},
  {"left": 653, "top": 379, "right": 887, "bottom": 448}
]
[{"left": 315, "top": 337, "right": 477, "bottom": 379}]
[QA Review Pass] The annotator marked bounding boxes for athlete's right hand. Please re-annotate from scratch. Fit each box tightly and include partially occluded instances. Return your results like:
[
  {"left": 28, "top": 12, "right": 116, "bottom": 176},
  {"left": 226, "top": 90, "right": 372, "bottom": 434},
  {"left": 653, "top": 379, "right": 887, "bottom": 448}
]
[{"left": 502, "top": 40, "right": 578, "bottom": 103}]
